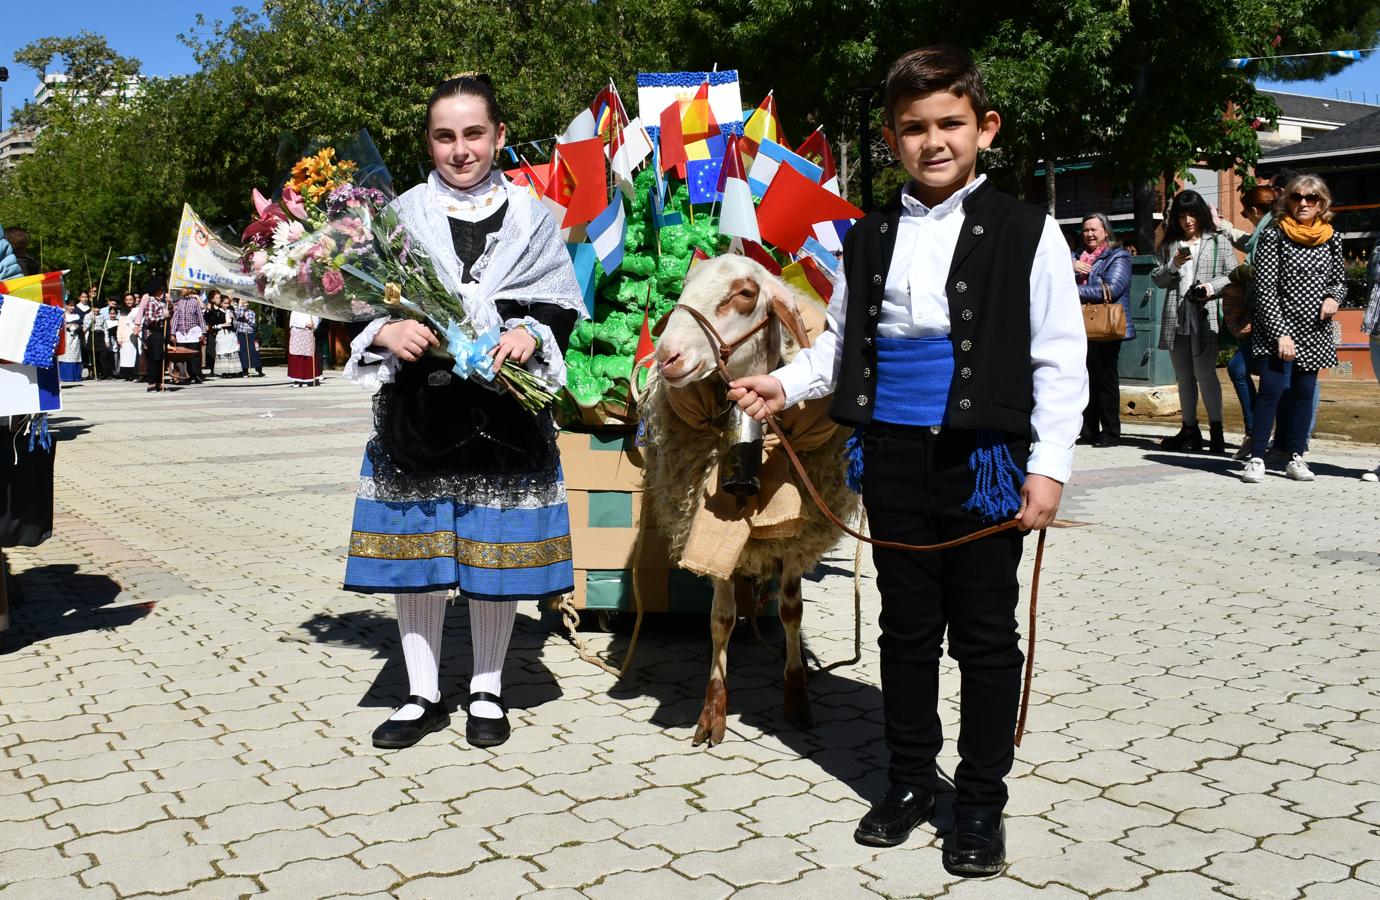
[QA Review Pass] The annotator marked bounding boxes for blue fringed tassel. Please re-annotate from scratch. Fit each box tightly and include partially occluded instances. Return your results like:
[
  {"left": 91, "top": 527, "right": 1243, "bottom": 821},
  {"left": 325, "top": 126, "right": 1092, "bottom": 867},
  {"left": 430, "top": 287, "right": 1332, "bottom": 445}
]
[
  {"left": 635, "top": 417, "right": 650, "bottom": 448},
  {"left": 843, "top": 428, "right": 864, "bottom": 494},
  {"left": 963, "top": 430, "right": 1024, "bottom": 522},
  {"left": 27, "top": 414, "right": 52, "bottom": 453}
]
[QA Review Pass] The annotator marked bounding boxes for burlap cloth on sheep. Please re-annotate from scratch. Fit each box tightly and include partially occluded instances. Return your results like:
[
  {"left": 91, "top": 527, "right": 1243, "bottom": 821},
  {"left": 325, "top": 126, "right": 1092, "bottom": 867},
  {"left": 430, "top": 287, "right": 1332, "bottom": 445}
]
[{"left": 667, "top": 301, "right": 839, "bottom": 582}]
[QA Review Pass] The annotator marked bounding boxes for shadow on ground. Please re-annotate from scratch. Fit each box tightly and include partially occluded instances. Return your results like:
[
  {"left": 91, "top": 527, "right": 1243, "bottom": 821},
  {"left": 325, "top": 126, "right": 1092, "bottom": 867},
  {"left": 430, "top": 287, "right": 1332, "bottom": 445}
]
[
  {"left": 297, "top": 605, "right": 563, "bottom": 717},
  {"left": 1, "top": 564, "right": 146, "bottom": 653}
]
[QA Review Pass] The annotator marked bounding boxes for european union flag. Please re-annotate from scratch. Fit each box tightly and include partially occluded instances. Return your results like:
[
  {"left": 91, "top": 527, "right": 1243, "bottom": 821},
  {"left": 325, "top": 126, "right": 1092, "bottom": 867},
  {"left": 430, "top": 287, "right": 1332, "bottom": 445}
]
[{"left": 686, "top": 158, "right": 725, "bottom": 204}]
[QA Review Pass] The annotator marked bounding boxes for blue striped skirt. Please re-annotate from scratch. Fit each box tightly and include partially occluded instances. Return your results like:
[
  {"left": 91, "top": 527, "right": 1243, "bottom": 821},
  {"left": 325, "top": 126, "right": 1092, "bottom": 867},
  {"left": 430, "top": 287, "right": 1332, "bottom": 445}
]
[{"left": 343, "top": 449, "right": 574, "bottom": 601}]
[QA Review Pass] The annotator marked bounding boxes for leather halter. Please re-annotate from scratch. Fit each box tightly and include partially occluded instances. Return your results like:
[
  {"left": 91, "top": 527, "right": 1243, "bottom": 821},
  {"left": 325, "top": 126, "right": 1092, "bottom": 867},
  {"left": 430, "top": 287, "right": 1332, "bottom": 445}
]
[{"left": 664, "top": 303, "right": 775, "bottom": 368}]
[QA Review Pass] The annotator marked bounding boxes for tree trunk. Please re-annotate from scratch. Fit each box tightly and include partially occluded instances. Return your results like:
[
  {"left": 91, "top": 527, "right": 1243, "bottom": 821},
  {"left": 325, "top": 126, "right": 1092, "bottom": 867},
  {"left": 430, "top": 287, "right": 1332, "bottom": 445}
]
[
  {"left": 1045, "top": 154, "right": 1057, "bottom": 217},
  {"left": 838, "top": 134, "right": 851, "bottom": 202},
  {"left": 858, "top": 93, "right": 875, "bottom": 212}
]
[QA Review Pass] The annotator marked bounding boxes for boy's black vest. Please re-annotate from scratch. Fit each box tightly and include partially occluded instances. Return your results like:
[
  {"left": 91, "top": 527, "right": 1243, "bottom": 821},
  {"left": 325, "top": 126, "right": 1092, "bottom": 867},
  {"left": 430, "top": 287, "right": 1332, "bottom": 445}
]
[{"left": 829, "top": 179, "right": 1047, "bottom": 436}]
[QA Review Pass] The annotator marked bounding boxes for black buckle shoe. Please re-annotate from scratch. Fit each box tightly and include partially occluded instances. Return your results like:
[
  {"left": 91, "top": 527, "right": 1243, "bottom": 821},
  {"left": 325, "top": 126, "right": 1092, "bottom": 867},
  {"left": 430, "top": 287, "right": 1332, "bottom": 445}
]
[
  {"left": 465, "top": 692, "right": 511, "bottom": 748},
  {"left": 943, "top": 810, "right": 1006, "bottom": 877},
  {"left": 853, "top": 785, "right": 935, "bottom": 847},
  {"left": 371, "top": 695, "right": 450, "bottom": 749}
]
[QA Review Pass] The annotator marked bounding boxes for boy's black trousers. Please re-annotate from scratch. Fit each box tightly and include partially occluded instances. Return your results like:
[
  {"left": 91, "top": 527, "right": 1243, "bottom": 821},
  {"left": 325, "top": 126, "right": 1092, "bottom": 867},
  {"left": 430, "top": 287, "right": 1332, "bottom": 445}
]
[{"left": 860, "top": 422, "right": 1026, "bottom": 815}]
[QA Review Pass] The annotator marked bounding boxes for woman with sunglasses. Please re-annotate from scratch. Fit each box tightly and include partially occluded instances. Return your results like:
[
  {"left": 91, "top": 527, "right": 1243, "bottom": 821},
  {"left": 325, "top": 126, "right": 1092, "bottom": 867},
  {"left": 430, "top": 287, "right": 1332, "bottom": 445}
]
[{"left": 1240, "top": 175, "right": 1345, "bottom": 483}]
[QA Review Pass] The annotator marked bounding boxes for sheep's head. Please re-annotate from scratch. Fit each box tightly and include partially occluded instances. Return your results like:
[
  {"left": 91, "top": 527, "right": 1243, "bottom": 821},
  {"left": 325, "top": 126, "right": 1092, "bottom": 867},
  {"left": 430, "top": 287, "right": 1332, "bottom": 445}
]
[{"left": 655, "top": 254, "right": 812, "bottom": 387}]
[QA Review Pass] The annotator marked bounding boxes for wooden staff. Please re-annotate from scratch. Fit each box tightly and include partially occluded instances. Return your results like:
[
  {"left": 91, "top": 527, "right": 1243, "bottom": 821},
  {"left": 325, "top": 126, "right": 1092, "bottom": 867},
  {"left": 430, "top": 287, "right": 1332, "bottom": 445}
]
[{"left": 92, "top": 247, "right": 112, "bottom": 381}]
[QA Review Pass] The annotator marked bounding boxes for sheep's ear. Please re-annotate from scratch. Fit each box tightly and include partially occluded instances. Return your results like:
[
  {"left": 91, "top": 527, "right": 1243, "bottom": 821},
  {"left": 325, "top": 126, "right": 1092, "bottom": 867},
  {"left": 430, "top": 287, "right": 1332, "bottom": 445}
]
[{"left": 766, "top": 278, "right": 812, "bottom": 350}]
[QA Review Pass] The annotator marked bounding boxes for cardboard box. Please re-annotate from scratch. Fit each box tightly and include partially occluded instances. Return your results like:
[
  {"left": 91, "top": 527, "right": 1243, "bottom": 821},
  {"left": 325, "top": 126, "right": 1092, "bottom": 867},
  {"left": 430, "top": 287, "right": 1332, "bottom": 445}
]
[{"left": 554, "top": 430, "right": 762, "bottom": 616}]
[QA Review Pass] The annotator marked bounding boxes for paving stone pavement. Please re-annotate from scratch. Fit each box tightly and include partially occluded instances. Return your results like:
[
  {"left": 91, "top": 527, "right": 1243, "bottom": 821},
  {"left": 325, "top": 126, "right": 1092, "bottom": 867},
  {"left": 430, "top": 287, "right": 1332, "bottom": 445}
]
[{"left": 2, "top": 371, "right": 1379, "bottom": 898}]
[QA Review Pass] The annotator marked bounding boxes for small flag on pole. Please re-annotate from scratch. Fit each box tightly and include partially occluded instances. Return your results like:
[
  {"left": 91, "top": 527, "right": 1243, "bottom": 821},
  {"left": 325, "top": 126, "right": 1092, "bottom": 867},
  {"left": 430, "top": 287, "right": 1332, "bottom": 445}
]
[
  {"left": 731, "top": 237, "right": 782, "bottom": 276},
  {"left": 748, "top": 139, "right": 824, "bottom": 198},
  {"left": 587, "top": 195, "right": 627, "bottom": 274},
  {"left": 634, "top": 289, "right": 656, "bottom": 370},
  {"left": 742, "top": 91, "right": 786, "bottom": 162},
  {"left": 756, "top": 164, "right": 863, "bottom": 253},
  {"left": 716, "top": 135, "right": 760, "bottom": 244}
]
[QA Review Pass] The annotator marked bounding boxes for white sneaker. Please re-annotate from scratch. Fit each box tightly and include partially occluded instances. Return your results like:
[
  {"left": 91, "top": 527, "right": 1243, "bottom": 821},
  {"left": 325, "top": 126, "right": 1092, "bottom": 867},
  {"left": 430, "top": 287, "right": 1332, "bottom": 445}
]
[
  {"left": 1241, "top": 457, "right": 1266, "bottom": 483},
  {"left": 1232, "top": 436, "right": 1253, "bottom": 461},
  {"left": 1285, "top": 454, "right": 1314, "bottom": 482},
  {"left": 1361, "top": 466, "right": 1379, "bottom": 483}
]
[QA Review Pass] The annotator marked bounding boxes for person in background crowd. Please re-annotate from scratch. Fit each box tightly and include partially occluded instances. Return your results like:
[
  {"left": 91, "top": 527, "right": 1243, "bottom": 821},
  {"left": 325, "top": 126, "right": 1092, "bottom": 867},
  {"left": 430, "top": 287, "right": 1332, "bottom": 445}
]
[
  {"left": 1217, "top": 185, "right": 1277, "bottom": 460},
  {"left": 57, "top": 300, "right": 85, "bottom": 382},
  {"left": 75, "top": 291, "right": 95, "bottom": 379},
  {"left": 1151, "top": 189, "right": 1239, "bottom": 454},
  {"left": 170, "top": 289, "right": 206, "bottom": 384},
  {"left": 116, "top": 294, "right": 140, "bottom": 381},
  {"left": 287, "top": 310, "right": 323, "bottom": 386},
  {"left": 1072, "top": 213, "right": 1133, "bottom": 448},
  {"left": 203, "top": 291, "right": 226, "bottom": 377},
  {"left": 95, "top": 297, "right": 119, "bottom": 378},
  {"left": 3, "top": 227, "right": 39, "bottom": 277},
  {"left": 212, "top": 295, "right": 241, "bottom": 377},
  {"left": 138, "top": 283, "right": 170, "bottom": 393},
  {"left": 1363, "top": 235, "right": 1380, "bottom": 482},
  {"left": 1241, "top": 175, "right": 1344, "bottom": 484},
  {"left": 235, "top": 298, "right": 265, "bottom": 377}
]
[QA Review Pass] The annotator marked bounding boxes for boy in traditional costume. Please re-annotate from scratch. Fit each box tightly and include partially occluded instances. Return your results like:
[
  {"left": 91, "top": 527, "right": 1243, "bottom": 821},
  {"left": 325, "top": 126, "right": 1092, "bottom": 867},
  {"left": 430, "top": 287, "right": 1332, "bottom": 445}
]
[
  {"left": 730, "top": 46, "right": 1086, "bottom": 875},
  {"left": 344, "top": 75, "right": 586, "bottom": 750}
]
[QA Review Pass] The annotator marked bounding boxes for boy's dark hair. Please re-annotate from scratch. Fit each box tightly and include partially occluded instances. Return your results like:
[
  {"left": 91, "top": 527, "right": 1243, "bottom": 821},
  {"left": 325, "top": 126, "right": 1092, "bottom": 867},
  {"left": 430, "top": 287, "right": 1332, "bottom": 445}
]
[
  {"left": 884, "top": 45, "right": 990, "bottom": 126},
  {"left": 426, "top": 73, "right": 501, "bottom": 132},
  {"left": 1269, "top": 168, "right": 1300, "bottom": 190},
  {"left": 1159, "top": 189, "right": 1217, "bottom": 251},
  {"left": 4, "top": 226, "right": 29, "bottom": 254}
]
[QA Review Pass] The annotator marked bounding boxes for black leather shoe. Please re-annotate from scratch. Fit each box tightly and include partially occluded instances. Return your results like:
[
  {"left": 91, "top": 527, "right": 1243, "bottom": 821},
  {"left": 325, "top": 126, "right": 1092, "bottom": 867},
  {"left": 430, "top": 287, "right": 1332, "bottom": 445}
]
[
  {"left": 465, "top": 692, "right": 511, "bottom": 748},
  {"left": 943, "top": 811, "right": 1006, "bottom": 877},
  {"left": 371, "top": 695, "right": 450, "bottom": 749},
  {"left": 853, "top": 785, "right": 935, "bottom": 847},
  {"left": 1093, "top": 434, "right": 1119, "bottom": 448}
]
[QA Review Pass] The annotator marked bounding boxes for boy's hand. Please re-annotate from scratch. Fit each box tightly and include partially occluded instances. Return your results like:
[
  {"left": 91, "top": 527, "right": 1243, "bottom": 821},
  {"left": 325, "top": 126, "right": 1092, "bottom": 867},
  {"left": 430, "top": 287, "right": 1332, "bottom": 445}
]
[
  {"left": 1016, "top": 473, "right": 1063, "bottom": 532},
  {"left": 728, "top": 375, "right": 786, "bottom": 422}
]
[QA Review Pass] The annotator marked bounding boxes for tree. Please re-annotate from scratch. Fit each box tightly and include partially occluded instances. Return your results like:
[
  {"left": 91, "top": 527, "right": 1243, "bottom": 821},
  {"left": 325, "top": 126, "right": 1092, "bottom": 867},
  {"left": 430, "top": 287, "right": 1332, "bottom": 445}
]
[{"left": 9, "top": 32, "right": 143, "bottom": 131}]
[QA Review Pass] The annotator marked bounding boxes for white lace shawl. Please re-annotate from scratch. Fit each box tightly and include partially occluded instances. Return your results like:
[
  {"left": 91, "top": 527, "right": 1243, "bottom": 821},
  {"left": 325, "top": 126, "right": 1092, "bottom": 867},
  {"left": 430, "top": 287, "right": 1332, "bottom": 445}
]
[{"left": 345, "top": 170, "right": 586, "bottom": 392}]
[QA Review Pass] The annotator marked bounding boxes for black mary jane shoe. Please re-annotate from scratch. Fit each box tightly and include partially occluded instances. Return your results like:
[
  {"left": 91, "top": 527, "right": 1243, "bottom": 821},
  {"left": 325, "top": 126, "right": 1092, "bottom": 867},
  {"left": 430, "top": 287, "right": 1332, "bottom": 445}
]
[
  {"left": 464, "top": 692, "right": 511, "bottom": 748},
  {"left": 943, "top": 810, "right": 1006, "bottom": 877},
  {"left": 853, "top": 785, "right": 935, "bottom": 847},
  {"left": 371, "top": 695, "right": 450, "bottom": 750}
]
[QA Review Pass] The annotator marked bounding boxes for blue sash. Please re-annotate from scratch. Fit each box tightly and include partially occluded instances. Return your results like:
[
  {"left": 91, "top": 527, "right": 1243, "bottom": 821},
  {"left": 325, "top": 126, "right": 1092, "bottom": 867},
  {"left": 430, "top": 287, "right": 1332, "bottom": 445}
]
[{"left": 873, "top": 336, "right": 953, "bottom": 427}]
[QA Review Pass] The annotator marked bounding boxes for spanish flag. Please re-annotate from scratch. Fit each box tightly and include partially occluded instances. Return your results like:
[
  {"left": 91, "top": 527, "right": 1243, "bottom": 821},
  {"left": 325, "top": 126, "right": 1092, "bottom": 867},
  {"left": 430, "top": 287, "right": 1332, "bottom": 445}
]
[{"left": 742, "top": 91, "right": 786, "bottom": 164}]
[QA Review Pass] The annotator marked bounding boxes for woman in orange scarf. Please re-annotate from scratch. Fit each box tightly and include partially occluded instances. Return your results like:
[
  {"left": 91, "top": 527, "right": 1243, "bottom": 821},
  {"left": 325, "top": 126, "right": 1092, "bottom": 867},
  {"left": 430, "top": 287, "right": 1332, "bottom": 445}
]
[{"left": 1240, "top": 175, "right": 1345, "bottom": 484}]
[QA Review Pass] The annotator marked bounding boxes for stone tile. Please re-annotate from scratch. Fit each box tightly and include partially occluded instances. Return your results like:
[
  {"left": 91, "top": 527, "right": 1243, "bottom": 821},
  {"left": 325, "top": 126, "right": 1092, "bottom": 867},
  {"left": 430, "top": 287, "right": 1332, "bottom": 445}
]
[
  {"left": 219, "top": 827, "right": 362, "bottom": 875},
  {"left": 1262, "top": 817, "right": 1380, "bottom": 867},
  {"left": 583, "top": 867, "right": 733, "bottom": 900},
  {"left": 30, "top": 770, "right": 155, "bottom": 808},
  {"left": 446, "top": 786, "right": 574, "bottom": 828},
  {"left": 694, "top": 771, "right": 811, "bottom": 811},
  {"left": 0, "top": 846, "right": 90, "bottom": 882},
  {"left": 1204, "top": 849, "right": 1350, "bottom": 900},
  {"left": 1044, "top": 797, "right": 1173, "bottom": 842},
  {"left": 194, "top": 801, "right": 328, "bottom": 846},
  {"left": 527, "top": 839, "right": 669, "bottom": 890},
  {"left": 742, "top": 793, "right": 869, "bottom": 838},
  {"left": 1008, "top": 841, "right": 1154, "bottom": 893},
  {"left": 46, "top": 792, "right": 178, "bottom": 835},
  {"left": 487, "top": 810, "right": 621, "bottom": 858},
  {"left": 1119, "top": 822, "right": 1254, "bottom": 871},
  {"left": 318, "top": 800, "right": 452, "bottom": 844},
  {"left": 258, "top": 856, "right": 401, "bottom": 896},
  {"left": 355, "top": 825, "right": 493, "bottom": 878},
  {"left": 0, "top": 876, "right": 117, "bottom": 899},
  {"left": 732, "top": 865, "right": 877, "bottom": 899},
  {"left": 290, "top": 777, "right": 411, "bottom": 817},
  {"left": 859, "top": 844, "right": 962, "bottom": 898},
  {"left": 573, "top": 786, "right": 698, "bottom": 829},
  {"left": 1179, "top": 794, "right": 1309, "bottom": 839},
  {"left": 622, "top": 809, "right": 755, "bottom": 855},
  {"left": 672, "top": 836, "right": 814, "bottom": 887},
  {"left": 79, "top": 844, "right": 224, "bottom": 895},
  {"left": 393, "top": 859, "right": 537, "bottom": 898}
]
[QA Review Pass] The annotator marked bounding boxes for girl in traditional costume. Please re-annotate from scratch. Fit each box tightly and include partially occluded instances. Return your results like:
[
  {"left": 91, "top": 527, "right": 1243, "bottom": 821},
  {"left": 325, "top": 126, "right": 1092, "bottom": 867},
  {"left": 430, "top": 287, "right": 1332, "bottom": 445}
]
[
  {"left": 344, "top": 74, "right": 585, "bottom": 750},
  {"left": 58, "top": 301, "right": 85, "bottom": 382}
]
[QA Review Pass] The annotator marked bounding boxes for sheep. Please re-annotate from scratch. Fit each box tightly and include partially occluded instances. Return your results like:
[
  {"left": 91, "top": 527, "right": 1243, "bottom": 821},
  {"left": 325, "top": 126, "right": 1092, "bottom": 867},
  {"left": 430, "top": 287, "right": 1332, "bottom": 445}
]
[{"left": 640, "top": 254, "right": 859, "bottom": 747}]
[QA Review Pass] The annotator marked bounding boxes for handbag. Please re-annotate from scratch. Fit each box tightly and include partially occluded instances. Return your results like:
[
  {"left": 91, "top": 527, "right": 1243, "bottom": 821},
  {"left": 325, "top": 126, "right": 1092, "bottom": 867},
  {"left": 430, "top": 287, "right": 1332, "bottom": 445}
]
[
  {"left": 1221, "top": 282, "right": 1251, "bottom": 338},
  {"left": 1082, "top": 282, "right": 1127, "bottom": 342}
]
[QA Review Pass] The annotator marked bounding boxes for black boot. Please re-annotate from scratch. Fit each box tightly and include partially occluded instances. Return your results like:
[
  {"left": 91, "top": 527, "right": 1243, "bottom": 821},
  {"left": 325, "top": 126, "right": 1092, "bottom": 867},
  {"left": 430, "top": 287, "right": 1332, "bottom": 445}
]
[
  {"left": 1160, "top": 424, "right": 1203, "bottom": 452},
  {"left": 944, "top": 810, "right": 1006, "bottom": 877},
  {"left": 854, "top": 785, "right": 935, "bottom": 847},
  {"left": 1208, "top": 421, "right": 1226, "bottom": 455}
]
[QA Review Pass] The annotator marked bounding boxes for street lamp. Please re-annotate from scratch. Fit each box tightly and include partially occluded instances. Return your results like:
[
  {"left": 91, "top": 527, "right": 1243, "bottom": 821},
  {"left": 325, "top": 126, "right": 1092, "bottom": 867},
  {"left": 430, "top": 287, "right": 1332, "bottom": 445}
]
[{"left": 0, "top": 66, "right": 9, "bottom": 133}]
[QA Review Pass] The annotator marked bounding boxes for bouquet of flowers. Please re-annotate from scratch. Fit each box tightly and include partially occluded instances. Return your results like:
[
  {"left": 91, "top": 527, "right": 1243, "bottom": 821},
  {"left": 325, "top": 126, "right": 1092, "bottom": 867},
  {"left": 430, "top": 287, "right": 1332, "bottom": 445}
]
[{"left": 240, "top": 145, "right": 555, "bottom": 412}]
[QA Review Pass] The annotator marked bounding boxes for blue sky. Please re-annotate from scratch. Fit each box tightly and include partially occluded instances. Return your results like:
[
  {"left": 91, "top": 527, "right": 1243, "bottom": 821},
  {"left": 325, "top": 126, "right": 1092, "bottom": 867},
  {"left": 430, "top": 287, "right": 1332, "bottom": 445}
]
[{"left": 3, "top": 3, "right": 1378, "bottom": 130}]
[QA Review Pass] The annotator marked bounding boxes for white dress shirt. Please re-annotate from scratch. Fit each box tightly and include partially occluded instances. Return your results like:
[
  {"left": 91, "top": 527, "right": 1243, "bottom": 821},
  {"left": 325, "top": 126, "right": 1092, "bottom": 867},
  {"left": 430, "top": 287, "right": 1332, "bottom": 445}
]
[{"left": 774, "top": 176, "right": 1088, "bottom": 483}]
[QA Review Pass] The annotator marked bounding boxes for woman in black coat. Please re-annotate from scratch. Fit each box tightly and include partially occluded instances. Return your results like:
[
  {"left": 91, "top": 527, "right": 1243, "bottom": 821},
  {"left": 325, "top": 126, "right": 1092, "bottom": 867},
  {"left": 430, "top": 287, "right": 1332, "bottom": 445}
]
[{"left": 1072, "top": 213, "right": 1134, "bottom": 447}]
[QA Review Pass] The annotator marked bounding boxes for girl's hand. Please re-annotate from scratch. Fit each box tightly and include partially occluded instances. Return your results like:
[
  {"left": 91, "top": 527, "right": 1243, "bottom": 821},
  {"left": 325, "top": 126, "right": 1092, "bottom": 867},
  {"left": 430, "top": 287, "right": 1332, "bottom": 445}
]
[
  {"left": 490, "top": 326, "right": 537, "bottom": 369},
  {"left": 374, "top": 320, "right": 438, "bottom": 362},
  {"left": 1320, "top": 298, "right": 1339, "bottom": 320},
  {"left": 1072, "top": 260, "right": 1092, "bottom": 276},
  {"left": 1278, "top": 335, "right": 1296, "bottom": 362}
]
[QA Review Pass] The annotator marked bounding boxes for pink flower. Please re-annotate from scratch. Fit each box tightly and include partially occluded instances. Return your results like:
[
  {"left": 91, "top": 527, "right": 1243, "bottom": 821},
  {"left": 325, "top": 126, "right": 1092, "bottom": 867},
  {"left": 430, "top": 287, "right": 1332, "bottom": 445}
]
[
  {"left": 297, "top": 261, "right": 313, "bottom": 284},
  {"left": 286, "top": 221, "right": 306, "bottom": 242},
  {"left": 251, "top": 250, "right": 268, "bottom": 271},
  {"left": 321, "top": 268, "right": 345, "bottom": 296},
  {"left": 281, "top": 186, "right": 308, "bottom": 220}
]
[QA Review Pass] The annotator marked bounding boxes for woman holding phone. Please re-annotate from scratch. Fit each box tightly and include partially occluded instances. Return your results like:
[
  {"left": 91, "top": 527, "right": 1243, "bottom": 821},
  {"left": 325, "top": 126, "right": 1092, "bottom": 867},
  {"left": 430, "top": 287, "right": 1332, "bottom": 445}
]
[{"left": 1151, "top": 190, "right": 1239, "bottom": 454}]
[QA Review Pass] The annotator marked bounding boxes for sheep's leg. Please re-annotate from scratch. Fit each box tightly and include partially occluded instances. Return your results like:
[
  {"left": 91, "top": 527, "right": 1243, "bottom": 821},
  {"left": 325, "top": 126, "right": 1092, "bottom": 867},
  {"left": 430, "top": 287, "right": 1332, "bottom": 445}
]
[
  {"left": 692, "top": 577, "right": 736, "bottom": 747},
  {"left": 780, "top": 569, "right": 812, "bottom": 729}
]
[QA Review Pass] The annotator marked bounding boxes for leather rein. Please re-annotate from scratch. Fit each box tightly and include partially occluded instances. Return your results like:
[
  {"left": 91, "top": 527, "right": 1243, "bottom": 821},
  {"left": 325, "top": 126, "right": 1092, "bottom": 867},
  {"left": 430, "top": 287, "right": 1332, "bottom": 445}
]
[{"left": 663, "top": 302, "right": 1045, "bottom": 746}]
